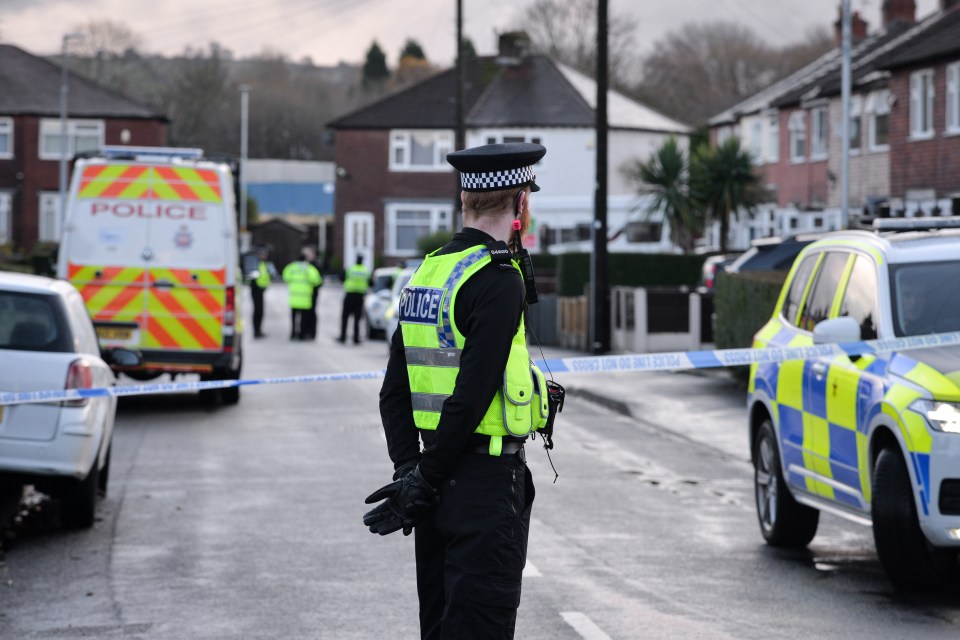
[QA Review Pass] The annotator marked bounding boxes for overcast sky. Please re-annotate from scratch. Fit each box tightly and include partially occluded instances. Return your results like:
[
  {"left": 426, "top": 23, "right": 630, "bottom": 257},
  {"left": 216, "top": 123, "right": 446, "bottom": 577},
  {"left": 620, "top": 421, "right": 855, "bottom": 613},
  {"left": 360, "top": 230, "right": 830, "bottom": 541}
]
[{"left": 0, "top": 0, "right": 942, "bottom": 66}]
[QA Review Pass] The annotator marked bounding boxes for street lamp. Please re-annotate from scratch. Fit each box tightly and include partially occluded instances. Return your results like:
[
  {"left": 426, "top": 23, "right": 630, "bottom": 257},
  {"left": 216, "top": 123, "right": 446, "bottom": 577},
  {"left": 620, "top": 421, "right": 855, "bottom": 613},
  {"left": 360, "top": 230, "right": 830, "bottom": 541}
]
[
  {"left": 239, "top": 84, "right": 251, "bottom": 251},
  {"left": 59, "top": 32, "right": 84, "bottom": 228}
]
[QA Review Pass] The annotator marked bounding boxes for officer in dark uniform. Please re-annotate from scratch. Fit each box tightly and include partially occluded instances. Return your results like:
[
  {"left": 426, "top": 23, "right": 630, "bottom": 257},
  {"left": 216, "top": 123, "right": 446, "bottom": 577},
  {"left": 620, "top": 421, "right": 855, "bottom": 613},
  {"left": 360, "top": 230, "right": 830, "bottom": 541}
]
[{"left": 363, "top": 143, "right": 560, "bottom": 640}]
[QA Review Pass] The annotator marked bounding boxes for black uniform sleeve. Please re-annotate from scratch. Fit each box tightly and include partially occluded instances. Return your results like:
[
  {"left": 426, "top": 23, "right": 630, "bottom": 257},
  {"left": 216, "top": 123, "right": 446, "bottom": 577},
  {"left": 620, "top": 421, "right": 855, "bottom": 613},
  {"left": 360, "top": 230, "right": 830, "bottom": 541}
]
[
  {"left": 417, "top": 264, "right": 525, "bottom": 486},
  {"left": 378, "top": 327, "right": 422, "bottom": 473}
]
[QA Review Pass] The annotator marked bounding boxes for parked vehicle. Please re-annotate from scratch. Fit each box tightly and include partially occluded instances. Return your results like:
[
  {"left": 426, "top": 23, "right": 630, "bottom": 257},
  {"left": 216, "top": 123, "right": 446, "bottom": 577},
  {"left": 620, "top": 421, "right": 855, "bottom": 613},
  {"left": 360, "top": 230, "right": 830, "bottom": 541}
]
[
  {"left": 725, "top": 234, "right": 821, "bottom": 274},
  {"left": 383, "top": 267, "right": 416, "bottom": 353},
  {"left": 364, "top": 267, "right": 399, "bottom": 340},
  {"left": 0, "top": 272, "right": 139, "bottom": 528},
  {"left": 56, "top": 146, "right": 244, "bottom": 404},
  {"left": 746, "top": 217, "right": 960, "bottom": 591},
  {"left": 697, "top": 252, "right": 741, "bottom": 292}
]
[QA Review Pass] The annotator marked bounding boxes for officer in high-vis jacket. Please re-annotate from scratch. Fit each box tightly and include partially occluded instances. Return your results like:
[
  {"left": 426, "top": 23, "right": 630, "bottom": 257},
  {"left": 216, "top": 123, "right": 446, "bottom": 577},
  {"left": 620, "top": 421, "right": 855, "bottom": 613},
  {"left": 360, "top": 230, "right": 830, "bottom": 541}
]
[{"left": 364, "top": 142, "right": 553, "bottom": 639}]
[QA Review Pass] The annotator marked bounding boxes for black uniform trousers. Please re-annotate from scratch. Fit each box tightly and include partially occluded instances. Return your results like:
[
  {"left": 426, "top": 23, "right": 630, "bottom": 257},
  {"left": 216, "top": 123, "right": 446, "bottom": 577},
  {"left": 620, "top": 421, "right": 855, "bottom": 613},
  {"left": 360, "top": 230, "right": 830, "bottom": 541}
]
[
  {"left": 415, "top": 451, "right": 535, "bottom": 640},
  {"left": 301, "top": 287, "right": 319, "bottom": 339},
  {"left": 250, "top": 284, "right": 265, "bottom": 336},
  {"left": 339, "top": 292, "right": 365, "bottom": 343}
]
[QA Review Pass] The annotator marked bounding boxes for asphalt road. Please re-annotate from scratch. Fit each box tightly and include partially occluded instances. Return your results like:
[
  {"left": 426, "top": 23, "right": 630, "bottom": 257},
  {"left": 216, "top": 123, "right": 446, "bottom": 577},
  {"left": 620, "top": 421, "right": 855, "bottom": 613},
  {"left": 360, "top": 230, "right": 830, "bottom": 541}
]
[{"left": 2, "top": 283, "right": 959, "bottom": 639}]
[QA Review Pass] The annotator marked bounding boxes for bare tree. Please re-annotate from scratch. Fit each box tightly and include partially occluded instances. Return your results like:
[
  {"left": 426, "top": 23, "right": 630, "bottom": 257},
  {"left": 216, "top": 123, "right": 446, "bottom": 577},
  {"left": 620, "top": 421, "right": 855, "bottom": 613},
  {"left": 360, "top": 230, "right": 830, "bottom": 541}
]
[
  {"left": 632, "top": 22, "right": 833, "bottom": 126},
  {"left": 520, "top": 0, "right": 639, "bottom": 87}
]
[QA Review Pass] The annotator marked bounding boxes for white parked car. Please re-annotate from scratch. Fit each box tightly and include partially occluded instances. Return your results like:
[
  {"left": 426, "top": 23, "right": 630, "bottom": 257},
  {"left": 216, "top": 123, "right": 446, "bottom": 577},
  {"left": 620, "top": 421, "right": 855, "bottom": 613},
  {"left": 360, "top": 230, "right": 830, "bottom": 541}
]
[
  {"left": 364, "top": 267, "right": 399, "bottom": 340},
  {"left": 0, "top": 272, "right": 138, "bottom": 529},
  {"left": 384, "top": 267, "right": 416, "bottom": 354}
]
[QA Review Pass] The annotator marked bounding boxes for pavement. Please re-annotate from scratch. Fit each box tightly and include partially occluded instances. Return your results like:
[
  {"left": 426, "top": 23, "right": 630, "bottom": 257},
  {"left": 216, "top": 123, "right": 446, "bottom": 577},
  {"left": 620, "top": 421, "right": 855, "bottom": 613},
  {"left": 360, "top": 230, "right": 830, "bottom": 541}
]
[{"left": 536, "top": 343, "right": 752, "bottom": 463}]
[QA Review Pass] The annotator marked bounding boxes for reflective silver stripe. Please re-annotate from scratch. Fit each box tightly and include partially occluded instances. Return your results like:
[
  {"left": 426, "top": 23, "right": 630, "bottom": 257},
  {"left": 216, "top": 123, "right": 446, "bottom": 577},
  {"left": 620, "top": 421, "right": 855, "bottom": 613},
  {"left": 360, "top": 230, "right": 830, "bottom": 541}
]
[
  {"left": 411, "top": 393, "right": 449, "bottom": 413},
  {"left": 405, "top": 347, "right": 462, "bottom": 367}
]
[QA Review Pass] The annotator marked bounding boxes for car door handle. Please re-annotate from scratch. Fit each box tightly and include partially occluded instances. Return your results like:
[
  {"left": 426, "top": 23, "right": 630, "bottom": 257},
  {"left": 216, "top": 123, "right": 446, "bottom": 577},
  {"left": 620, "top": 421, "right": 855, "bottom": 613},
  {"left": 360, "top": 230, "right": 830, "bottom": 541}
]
[
  {"left": 811, "top": 362, "right": 828, "bottom": 380},
  {"left": 152, "top": 279, "right": 175, "bottom": 289}
]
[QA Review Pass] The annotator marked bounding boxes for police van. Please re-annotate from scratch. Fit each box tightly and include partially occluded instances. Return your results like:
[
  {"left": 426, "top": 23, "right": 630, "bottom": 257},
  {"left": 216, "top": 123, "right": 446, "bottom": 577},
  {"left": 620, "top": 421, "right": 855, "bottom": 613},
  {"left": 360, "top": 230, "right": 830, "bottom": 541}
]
[
  {"left": 747, "top": 217, "right": 960, "bottom": 591},
  {"left": 56, "top": 146, "right": 244, "bottom": 404}
]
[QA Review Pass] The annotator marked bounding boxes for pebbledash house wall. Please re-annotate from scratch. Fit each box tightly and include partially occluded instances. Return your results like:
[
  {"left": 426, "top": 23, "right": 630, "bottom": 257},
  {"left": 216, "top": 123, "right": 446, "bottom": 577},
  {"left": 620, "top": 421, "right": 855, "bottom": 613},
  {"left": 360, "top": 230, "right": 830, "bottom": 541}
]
[
  {"left": 0, "top": 115, "right": 166, "bottom": 251},
  {"left": 887, "top": 64, "right": 960, "bottom": 202},
  {"left": 762, "top": 107, "right": 830, "bottom": 209},
  {"left": 332, "top": 129, "right": 459, "bottom": 267},
  {"left": 826, "top": 100, "right": 890, "bottom": 208}
]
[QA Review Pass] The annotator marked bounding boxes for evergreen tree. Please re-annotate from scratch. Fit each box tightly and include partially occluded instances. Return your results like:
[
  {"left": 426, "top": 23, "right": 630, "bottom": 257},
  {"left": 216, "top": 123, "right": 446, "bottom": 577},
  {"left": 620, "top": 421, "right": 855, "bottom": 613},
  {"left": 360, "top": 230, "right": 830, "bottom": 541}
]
[
  {"left": 399, "top": 39, "right": 426, "bottom": 62},
  {"left": 362, "top": 41, "right": 390, "bottom": 89}
]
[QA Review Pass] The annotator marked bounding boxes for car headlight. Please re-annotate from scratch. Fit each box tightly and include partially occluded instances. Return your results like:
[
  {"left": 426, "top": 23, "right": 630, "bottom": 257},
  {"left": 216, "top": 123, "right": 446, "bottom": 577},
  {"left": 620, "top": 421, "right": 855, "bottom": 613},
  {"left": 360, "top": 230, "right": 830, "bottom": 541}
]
[{"left": 910, "top": 399, "right": 960, "bottom": 433}]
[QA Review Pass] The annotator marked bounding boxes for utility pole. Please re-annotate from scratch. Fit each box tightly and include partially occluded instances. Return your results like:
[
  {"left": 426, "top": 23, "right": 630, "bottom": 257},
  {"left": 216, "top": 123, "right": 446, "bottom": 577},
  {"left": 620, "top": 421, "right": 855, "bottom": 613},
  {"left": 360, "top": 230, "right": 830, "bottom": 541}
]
[
  {"left": 239, "top": 84, "right": 251, "bottom": 251},
  {"left": 840, "top": 0, "right": 852, "bottom": 228},
  {"left": 453, "top": 0, "right": 465, "bottom": 231},
  {"left": 59, "top": 32, "right": 83, "bottom": 229},
  {"left": 591, "top": 0, "right": 610, "bottom": 354}
]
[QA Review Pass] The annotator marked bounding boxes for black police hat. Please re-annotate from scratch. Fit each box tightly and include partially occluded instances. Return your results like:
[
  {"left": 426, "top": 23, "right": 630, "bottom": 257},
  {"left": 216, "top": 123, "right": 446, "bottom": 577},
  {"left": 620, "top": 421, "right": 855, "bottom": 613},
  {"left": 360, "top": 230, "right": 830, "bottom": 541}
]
[{"left": 447, "top": 142, "right": 546, "bottom": 193}]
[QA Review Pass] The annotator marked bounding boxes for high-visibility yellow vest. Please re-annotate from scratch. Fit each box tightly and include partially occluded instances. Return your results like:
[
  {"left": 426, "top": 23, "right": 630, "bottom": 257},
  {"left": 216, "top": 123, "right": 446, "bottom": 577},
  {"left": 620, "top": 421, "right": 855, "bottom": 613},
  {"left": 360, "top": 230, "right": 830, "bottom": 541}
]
[
  {"left": 343, "top": 264, "right": 371, "bottom": 293},
  {"left": 282, "top": 261, "right": 322, "bottom": 309},
  {"left": 400, "top": 245, "right": 548, "bottom": 456},
  {"left": 255, "top": 261, "right": 271, "bottom": 288}
]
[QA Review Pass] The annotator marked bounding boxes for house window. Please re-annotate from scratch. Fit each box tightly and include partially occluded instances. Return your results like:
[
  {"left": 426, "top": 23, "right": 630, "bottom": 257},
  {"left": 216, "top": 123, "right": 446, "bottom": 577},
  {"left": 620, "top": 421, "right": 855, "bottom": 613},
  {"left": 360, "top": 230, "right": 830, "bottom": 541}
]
[
  {"left": 849, "top": 96, "right": 862, "bottom": 152},
  {"left": 0, "top": 118, "right": 13, "bottom": 160},
  {"left": 788, "top": 111, "right": 806, "bottom": 163},
  {"left": 810, "top": 106, "right": 828, "bottom": 159},
  {"left": 867, "top": 90, "right": 890, "bottom": 151},
  {"left": 947, "top": 62, "right": 960, "bottom": 134},
  {"left": 767, "top": 114, "right": 779, "bottom": 163},
  {"left": 389, "top": 130, "right": 453, "bottom": 171},
  {"left": 625, "top": 221, "right": 662, "bottom": 243},
  {"left": 384, "top": 202, "right": 452, "bottom": 256},
  {"left": 38, "top": 119, "right": 104, "bottom": 160},
  {"left": 38, "top": 191, "right": 62, "bottom": 242},
  {"left": 909, "top": 69, "right": 935, "bottom": 139},
  {"left": 0, "top": 191, "right": 11, "bottom": 245}
]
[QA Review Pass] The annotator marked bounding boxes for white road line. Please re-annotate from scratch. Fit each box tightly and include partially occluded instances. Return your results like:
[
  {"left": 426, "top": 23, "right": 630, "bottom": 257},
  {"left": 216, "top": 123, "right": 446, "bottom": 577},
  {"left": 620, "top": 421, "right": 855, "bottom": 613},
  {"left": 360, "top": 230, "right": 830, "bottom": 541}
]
[
  {"left": 561, "top": 612, "right": 613, "bottom": 640},
  {"left": 522, "top": 560, "right": 541, "bottom": 577}
]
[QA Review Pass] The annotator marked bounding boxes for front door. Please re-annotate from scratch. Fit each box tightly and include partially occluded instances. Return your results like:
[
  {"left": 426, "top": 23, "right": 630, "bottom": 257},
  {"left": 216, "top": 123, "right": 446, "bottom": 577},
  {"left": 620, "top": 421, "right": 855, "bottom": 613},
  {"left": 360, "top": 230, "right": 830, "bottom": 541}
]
[{"left": 344, "top": 211, "right": 374, "bottom": 270}]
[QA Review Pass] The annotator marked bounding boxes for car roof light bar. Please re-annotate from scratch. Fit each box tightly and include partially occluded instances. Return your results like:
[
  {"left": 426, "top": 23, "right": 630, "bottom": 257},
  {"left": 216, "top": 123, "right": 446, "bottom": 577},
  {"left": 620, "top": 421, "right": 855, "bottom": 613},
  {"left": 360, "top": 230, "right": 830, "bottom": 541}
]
[
  {"left": 873, "top": 216, "right": 960, "bottom": 232},
  {"left": 98, "top": 146, "right": 204, "bottom": 161}
]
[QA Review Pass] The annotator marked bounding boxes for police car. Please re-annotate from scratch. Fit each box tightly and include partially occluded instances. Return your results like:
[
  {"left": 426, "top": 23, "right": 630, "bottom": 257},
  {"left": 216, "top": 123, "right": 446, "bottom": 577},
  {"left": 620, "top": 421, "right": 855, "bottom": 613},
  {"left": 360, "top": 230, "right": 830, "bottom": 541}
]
[{"left": 747, "top": 217, "right": 960, "bottom": 591}]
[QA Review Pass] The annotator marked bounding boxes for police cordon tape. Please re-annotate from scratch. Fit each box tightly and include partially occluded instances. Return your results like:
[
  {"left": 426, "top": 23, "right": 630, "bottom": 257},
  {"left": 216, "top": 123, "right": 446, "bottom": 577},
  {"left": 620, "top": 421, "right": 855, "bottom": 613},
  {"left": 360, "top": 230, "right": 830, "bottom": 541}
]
[{"left": 4, "top": 330, "right": 960, "bottom": 407}]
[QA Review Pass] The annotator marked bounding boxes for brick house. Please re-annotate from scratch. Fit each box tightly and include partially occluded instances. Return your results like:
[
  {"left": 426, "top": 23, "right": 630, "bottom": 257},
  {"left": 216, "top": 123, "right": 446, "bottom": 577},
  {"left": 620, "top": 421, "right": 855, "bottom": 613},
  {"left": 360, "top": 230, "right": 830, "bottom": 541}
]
[
  {"left": 328, "top": 34, "right": 689, "bottom": 268},
  {"left": 0, "top": 44, "right": 168, "bottom": 253},
  {"left": 707, "top": 0, "right": 960, "bottom": 249},
  {"left": 874, "top": 5, "right": 960, "bottom": 215}
]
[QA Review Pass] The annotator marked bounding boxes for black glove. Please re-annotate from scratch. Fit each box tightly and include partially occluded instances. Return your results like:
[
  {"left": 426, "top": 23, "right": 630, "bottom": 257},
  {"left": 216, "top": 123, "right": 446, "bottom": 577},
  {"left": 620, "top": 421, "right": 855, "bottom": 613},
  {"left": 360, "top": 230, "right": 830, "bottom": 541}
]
[{"left": 362, "top": 466, "right": 439, "bottom": 536}]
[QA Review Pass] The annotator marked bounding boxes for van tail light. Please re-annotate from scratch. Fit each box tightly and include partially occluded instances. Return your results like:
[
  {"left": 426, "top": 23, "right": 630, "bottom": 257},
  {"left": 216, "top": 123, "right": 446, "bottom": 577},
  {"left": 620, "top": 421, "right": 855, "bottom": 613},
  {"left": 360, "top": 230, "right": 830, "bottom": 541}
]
[
  {"left": 64, "top": 359, "right": 92, "bottom": 407},
  {"left": 224, "top": 286, "right": 236, "bottom": 327}
]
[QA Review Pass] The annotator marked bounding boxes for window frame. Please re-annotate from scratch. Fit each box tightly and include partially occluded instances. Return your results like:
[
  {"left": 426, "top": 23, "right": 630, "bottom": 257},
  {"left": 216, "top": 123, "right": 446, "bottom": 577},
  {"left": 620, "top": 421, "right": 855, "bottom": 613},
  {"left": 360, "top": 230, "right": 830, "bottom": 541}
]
[
  {"left": 947, "top": 62, "right": 960, "bottom": 135},
  {"left": 849, "top": 95, "right": 863, "bottom": 154},
  {"left": 788, "top": 111, "right": 807, "bottom": 163},
  {"left": 809, "top": 106, "right": 829, "bottom": 160},
  {"left": 483, "top": 133, "right": 545, "bottom": 167},
  {"left": 0, "top": 117, "right": 13, "bottom": 160},
  {"left": 383, "top": 201, "right": 453, "bottom": 257},
  {"left": 866, "top": 90, "right": 891, "bottom": 152},
  {"left": 388, "top": 129, "right": 454, "bottom": 172},
  {"left": 0, "top": 191, "right": 11, "bottom": 246},
  {"left": 38, "top": 118, "right": 105, "bottom": 161},
  {"left": 909, "top": 69, "right": 936, "bottom": 140},
  {"left": 767, "top": 113, "right": 780, "bottom": 163}
]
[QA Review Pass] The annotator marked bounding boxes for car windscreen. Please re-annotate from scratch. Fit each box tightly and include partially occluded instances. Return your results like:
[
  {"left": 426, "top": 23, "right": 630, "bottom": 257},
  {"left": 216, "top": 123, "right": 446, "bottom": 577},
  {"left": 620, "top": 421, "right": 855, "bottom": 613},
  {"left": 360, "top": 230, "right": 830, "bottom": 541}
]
[
  {"left": 890, "top": 260, "right": 960, "bottom": 337},
  {"left": 372, "top": 274, "right": 394, "bottom": 292},
  {"left": 0, "top": 291, "right": 74, "bottom": 353}
]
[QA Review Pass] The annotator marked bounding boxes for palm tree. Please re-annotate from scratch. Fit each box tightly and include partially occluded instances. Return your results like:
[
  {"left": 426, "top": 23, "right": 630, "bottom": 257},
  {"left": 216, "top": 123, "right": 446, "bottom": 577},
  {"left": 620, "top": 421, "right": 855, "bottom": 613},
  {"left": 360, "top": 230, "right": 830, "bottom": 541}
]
[
  {"left": 623, "top": 137, "right": 703, "bottom": 253},
  {"left": 690, "top": 137, "right": 766, "bottom": 252}
]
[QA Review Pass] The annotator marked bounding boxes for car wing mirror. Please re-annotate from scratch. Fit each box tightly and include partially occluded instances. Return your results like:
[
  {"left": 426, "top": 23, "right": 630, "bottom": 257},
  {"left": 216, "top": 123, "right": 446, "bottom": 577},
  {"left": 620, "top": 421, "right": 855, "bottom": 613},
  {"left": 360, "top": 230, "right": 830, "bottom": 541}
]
[
  {"left": 105, "top": 348, "right": 143, "bottom": 368},
  {"left": 812, "top": 317, "right": 861, "bottom": 346}
]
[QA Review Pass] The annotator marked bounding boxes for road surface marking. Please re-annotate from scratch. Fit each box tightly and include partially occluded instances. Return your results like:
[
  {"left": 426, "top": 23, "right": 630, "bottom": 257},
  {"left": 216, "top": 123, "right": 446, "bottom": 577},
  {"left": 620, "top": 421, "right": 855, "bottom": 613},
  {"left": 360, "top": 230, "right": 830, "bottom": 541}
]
[{"left": 561, "top": 612, "right": 613, "bottom": 640}]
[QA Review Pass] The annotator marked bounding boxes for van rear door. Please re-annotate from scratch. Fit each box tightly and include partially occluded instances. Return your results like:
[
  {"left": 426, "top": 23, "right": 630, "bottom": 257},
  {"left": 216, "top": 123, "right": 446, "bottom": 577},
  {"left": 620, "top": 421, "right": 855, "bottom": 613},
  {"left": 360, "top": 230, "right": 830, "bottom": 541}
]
[{"left": 63, "top": 162, "right": 229, "bottom": 359}]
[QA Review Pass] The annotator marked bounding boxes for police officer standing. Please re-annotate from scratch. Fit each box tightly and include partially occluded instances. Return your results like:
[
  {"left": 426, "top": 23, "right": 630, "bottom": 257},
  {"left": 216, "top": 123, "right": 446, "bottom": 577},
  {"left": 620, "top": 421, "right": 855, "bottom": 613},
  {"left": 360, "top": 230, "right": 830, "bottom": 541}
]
[
  {"left": 337, "top": 255, "right": 370, "bottom": 344},
  {"left": 282, "top": 250, "right": 322, "bottom": 340},
  {"left": 363, "top": 143, "right": 557, "bottom": 639},
  {"left": 249, "top": 247, "right": 271, "bottom": 339}
]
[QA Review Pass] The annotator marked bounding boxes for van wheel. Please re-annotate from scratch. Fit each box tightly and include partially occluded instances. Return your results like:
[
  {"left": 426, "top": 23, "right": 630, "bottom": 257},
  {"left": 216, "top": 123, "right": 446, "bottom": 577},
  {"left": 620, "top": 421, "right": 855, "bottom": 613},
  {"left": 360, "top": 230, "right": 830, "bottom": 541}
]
[
  {"left": 753, "top": 419, "right": 819, "bottom": 547},
  {"left": 872, "top": 447, "right": 956, "bottom": 591},
  {"left": 59, "top": 463, "right": 99, "bottom": 530}
]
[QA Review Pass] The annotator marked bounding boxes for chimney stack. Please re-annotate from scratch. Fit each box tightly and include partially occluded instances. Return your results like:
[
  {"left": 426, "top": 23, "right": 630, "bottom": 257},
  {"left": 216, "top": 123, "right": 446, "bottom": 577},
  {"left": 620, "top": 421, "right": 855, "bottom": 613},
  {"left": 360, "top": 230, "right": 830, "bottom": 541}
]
[
  {"left": 882, "top": 0, "right": 917, "bottom": 28},
  {"left": 834, "top": 8, "right": 869, "bottom": 47}
]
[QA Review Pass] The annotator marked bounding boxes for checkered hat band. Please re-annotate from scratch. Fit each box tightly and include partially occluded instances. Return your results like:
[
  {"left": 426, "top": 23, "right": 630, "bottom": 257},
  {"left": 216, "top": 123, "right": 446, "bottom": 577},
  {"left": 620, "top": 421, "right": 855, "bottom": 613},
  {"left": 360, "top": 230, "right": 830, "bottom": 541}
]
[{"left": 460, "top": 165, "right": 534, "bottom": 191}]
